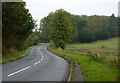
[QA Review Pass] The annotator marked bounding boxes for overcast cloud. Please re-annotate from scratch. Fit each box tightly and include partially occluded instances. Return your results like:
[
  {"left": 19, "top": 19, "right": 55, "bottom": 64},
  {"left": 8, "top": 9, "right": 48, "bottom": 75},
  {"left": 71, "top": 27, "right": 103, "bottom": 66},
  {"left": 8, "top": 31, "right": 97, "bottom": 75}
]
[{"left": 24, "top": 0, "right": 119, "bottom": 26}]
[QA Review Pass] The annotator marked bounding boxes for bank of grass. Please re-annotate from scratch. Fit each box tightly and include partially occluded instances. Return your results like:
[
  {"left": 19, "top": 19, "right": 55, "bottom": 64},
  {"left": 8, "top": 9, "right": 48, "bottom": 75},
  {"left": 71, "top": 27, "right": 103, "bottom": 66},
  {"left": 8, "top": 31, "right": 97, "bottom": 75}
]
[
  {"left": 1, "top": 43, "right": 47, "bottom": 64},
  {"left": 49, "top": 47, "right": 118, "bottom": 81},
  {"left": 2, "top": 46, "right": 34, "bottom": 64}
]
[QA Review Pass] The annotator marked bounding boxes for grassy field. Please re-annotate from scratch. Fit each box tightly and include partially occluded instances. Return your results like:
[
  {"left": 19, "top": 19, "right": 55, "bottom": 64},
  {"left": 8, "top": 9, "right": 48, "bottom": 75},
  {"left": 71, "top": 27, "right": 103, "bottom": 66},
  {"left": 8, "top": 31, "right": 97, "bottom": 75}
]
[
  {"left": 48, "top": 37, "right": 119, "bottom": 81},
  {"left": 66, "top": 37, "right": 118, "bottom": 56},
  {"left": 66, "top": 37, "right": 119, "bottom": 68}
]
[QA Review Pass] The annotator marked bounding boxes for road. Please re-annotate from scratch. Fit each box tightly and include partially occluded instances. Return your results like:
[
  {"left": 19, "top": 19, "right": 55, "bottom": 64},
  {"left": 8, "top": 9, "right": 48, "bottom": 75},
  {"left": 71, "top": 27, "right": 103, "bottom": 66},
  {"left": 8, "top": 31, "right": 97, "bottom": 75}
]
[{"left": 2, "top": 44, "right": 70, "bottom": 82}]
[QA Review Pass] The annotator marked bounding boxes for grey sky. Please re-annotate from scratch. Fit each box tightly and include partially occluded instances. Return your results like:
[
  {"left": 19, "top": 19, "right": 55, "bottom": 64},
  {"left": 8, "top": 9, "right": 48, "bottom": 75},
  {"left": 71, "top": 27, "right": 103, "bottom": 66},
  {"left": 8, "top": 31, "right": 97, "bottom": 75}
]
[{"left": 24, "top": 0, "right": 119, "bottom": 26}]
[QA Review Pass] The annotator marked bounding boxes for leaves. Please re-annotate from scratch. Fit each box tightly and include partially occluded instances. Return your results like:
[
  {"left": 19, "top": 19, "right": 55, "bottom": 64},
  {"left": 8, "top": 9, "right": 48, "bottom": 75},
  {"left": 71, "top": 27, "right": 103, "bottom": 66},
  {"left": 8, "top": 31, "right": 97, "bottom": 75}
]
[
  {"left": 2, "top": 2, "right": 35, "bottom": 55},
  {"left": 47, "top": 9, "right": 74, "bottom": 49},
  {"left": 40, "top": 9, "right": 118, "bottom": 47}
]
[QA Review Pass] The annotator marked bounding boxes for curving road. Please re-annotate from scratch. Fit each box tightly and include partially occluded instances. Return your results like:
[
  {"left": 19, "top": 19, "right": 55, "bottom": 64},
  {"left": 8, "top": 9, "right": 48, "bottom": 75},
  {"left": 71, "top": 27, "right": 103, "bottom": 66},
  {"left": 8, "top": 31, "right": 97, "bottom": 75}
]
[{"left": 2, "top": 44, "right": 70, "bottom": 82}]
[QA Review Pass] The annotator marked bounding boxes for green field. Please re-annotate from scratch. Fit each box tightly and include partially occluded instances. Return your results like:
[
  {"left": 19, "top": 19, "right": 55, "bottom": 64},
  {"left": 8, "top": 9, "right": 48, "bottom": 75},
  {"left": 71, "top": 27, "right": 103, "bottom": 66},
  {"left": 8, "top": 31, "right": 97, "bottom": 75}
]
[
  {"left": 66, "top": 37, "right": 118, "bottom": 56},
  {"left": 48, "top": 37, "right": 119, "bottom": 81},
  {"left": 66, "top": 37, "right": 119, "bottom": 68}
]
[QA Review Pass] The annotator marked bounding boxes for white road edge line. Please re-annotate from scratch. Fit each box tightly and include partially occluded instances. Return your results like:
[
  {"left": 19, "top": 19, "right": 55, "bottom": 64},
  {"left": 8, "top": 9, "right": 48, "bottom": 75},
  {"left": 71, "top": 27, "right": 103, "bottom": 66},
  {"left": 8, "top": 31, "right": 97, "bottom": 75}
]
[{"left": 8, "top": 66, "right": 30, "bottom": 77}]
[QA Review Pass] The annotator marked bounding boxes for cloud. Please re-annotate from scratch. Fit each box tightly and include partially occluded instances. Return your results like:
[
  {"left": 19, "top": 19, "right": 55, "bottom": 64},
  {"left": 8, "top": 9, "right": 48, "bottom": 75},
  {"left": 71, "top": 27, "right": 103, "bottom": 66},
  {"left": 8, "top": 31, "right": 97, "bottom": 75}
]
[{"left": 24, "top": 0, "right": 119, "bottom": 26}]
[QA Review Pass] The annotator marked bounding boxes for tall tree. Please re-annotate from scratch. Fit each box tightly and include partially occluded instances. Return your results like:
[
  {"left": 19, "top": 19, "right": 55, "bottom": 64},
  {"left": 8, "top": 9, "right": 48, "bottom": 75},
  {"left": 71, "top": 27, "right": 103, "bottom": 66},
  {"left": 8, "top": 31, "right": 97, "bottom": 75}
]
[
  {"left": 48, "top": 9, "right": 74, "bottom": 49},
  {"left": 2, "top": 2, "right": 35, "bottom": 55}
]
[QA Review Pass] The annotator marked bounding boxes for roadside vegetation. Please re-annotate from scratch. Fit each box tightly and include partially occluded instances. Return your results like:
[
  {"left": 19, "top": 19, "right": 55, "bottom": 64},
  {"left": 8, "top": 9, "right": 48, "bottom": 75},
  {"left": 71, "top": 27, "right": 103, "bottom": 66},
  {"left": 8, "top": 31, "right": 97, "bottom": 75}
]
[
  {"left": 48, "top": 37, "right": 119, "bottom": 81},
  {"left": 1, "top": 43, "right": 45, "bottom": 64},
  {"left": 2, "top": 46, "right": 34, "bottom": 64},
  {"left": 2, "top": 2, "right": 42, "bottom": 59}
]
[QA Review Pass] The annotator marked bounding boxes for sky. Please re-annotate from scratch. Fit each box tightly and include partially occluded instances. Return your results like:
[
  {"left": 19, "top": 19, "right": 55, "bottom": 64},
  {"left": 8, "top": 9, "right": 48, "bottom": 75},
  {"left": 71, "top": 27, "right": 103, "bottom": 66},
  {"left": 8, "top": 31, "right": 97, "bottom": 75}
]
[{"left": 24, "top": 0, "right": 119, "bottom": 26}]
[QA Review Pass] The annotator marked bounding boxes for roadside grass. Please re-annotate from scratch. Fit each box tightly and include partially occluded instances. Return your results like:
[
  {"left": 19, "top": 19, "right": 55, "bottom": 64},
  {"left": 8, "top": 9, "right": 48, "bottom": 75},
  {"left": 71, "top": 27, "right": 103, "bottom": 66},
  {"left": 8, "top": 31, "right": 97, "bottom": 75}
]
[
  {"left": 48, "top": 47, "right": 118, "bottom": 81},
  {"left": 1, "top": 43, "right": 48, "bottom": 64},
  {"left": 2, "top": 46, "right": 34, "bottom": 64},
  {"left": 65, "top": 37, "right": 119, "bottom": 68}
]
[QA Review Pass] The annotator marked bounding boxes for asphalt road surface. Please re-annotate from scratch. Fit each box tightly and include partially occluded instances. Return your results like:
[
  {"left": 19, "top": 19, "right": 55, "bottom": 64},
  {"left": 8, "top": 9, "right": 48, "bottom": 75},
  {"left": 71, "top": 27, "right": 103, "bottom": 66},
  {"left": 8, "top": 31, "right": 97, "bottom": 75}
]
[{"left": 2, "top": 44, "right": 70, "bottom": 82}]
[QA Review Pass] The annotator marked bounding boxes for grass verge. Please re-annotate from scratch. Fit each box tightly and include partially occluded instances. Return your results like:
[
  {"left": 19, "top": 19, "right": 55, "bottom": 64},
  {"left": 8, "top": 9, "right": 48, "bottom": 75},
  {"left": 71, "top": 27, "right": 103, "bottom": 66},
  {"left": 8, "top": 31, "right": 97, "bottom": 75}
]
[
  {"left": 2, "top": 46, "right": 34, "bottom": 64},
  {"left": 48, "top": 46, "right": 118, "bottom": 81}
]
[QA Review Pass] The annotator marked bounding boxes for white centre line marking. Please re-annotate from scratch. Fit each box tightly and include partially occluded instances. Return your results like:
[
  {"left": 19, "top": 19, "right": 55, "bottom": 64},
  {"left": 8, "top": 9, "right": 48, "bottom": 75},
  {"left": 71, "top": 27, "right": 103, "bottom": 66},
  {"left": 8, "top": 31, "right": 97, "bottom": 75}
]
[
  {"left": 8, "top": 66, "right": 30, "bottom": 77},
  {"left": 41, "top": 58, "right": 43, "bottom": 60},
  {"left": 34, "top": 61, "right": 41, "bottom": 65},
  {"left": 38, "top": 47, "right": 44, "bottom": 60},
  {"left": 8, "top": 46, "right": 45, "bottom": 77},
  {"left": 33, "top": 47, "right": 44, "bottom": 65}
]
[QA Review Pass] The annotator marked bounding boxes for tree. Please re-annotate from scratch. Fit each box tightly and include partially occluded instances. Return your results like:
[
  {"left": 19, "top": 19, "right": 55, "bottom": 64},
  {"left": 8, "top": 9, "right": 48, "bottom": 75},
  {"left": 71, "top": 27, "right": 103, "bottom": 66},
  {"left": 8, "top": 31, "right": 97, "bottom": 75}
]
[
  {"left": 118, "top": 17, "right": 120, "bottom": 36},
  {"left": 79, "top": 28, "right": 95, "bottom": 43},
  {"left": 2, "top": 2, "right": 35, "bottom": 55},
  {"left": 48, "top": 9, "right": 74, "bottom": 49},
  {"left": 40, "top": 17, "right": 50, "bottom": 43},
  {"left": 40, "top": 9, "right": 118, "bottom": 44},
  {"left": 70, "top": 15, "right": 87, "bottom": 43},
  {"left": 108, "top": 14, "right": 118, "bottom": 37}
]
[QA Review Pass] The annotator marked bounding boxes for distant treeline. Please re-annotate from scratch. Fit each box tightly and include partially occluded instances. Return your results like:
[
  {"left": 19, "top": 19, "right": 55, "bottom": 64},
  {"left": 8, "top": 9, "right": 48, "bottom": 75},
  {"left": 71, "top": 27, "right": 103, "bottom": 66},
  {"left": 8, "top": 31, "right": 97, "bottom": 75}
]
[
  {"left": 40, "top": 10, "right": 119, "bottom": 43},
  {"left": 70, "top": 14, "right": 118, "bottom": 43}
]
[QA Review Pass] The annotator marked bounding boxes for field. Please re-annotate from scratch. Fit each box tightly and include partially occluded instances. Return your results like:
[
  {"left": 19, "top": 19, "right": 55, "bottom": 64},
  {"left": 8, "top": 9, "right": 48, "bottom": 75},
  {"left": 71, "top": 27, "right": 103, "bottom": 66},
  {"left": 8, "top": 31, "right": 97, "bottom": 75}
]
[
  {"left": 66, "top": 37, "right": 118, "bottom": 56},
  {"left": 66, "top": 37, "right": 119, "bottom": 68},
  {"left": 48, "top": 37, "right": 119, "bottom": 81}
]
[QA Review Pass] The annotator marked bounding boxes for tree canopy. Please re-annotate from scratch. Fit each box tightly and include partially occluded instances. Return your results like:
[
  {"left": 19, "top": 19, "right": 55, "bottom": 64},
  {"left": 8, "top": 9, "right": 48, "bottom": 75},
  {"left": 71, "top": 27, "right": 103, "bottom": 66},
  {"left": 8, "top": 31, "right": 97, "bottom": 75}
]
[
  {"left": 40, "top": 10, "right": 118, "bottom": 45},
  {"left": 2, "top": 2, "right": 35, "bottom": 55},
  {"left": 48, "top": 9, "right": 74, "bottom": 49}
]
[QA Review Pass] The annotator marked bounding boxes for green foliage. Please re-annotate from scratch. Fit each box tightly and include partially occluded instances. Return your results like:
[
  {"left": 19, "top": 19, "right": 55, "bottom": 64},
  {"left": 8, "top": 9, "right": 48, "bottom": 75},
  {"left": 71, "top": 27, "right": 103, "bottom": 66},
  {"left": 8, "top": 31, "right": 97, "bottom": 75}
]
[
  {"left": 47, "top": 9, "right": 74, "bottom": 49},
  {"left": 108, "top": 14, "right": 118, "bottom": 37},
  {"left": 39, "top": 17, "right": 50, "bottom": 42},
  {"left": 69, "top": 15, "right": 87, "bottom": 42},
  {"left": 61, "top": 14, "right": 118, "bottom": 43},
  {"left": 40, "top": 9, "right": 118, "bottom": 44},
  {"left": 2, "top": 2, "right": 35, "bottom": 55},
  {"left": 118, "top": 17, "right": 120, "bottom": 36},
  {"left": 79, "top": 27, "right": 96, "bottom": 43},
  {"left": 25, "top": 31, "right": 40, "bottom": 47}
]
